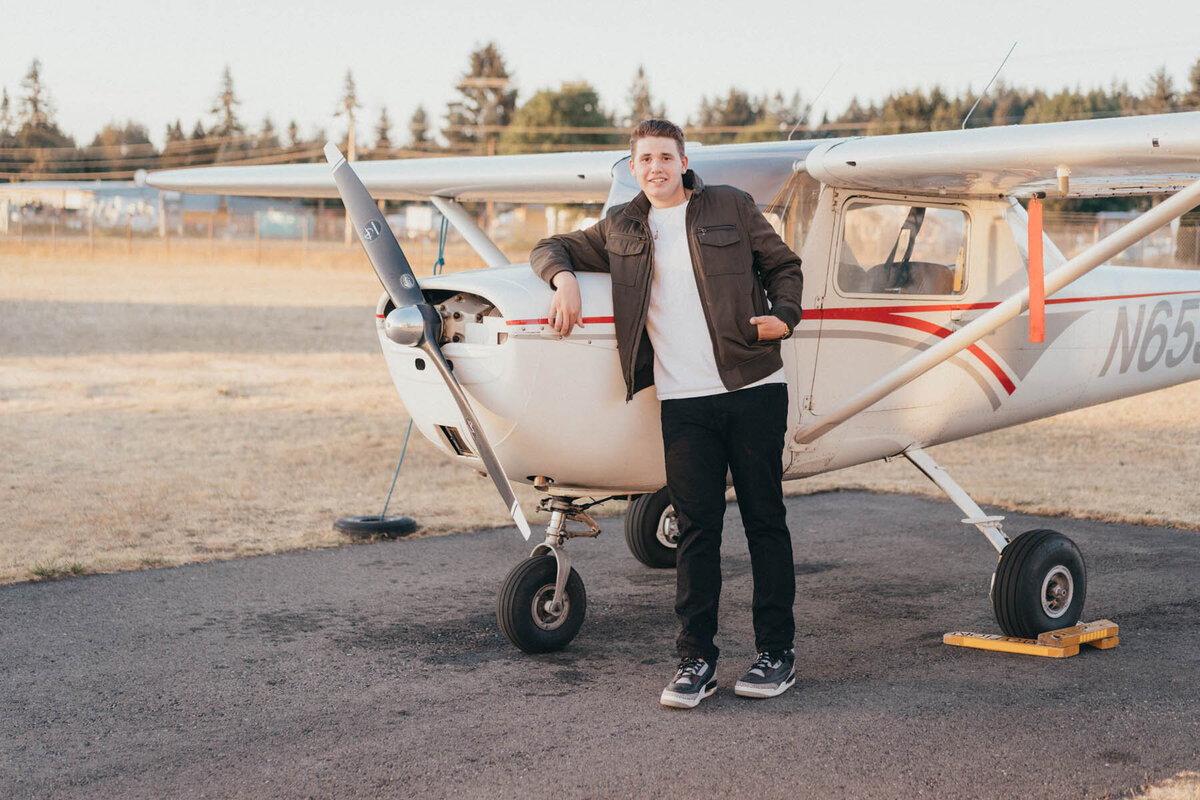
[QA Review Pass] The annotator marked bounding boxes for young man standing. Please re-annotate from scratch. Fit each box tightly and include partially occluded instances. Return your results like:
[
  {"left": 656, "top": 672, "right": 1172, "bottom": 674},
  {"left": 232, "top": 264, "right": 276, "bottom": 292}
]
[{"left": 530, "top": 119, "right": 804, "bottom": 708}]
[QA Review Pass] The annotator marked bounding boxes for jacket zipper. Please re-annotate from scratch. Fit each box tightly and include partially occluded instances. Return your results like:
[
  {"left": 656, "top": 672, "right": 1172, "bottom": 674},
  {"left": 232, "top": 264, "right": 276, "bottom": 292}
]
[{"left": 626, "top": 218, "right": 654, "bottom": 401}]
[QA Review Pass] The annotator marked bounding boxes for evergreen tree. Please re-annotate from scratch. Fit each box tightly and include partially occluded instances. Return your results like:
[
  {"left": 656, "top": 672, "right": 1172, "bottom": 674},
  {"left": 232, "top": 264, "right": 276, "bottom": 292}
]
[
  {"left": 1142, "top": 66, "right": 1177, "bottom": 114},
  {"left": 626, "top": 65, "right": 664, "bottom": 125},
  {"left": 409, "top": 105, "right": 429, "bottom": 150},
  {"left": 162, "top": 120, "right": 188, "bottom": 167},
  {"left": 15, "top": 58, "right": 74, "bottom": 167},
  {"left": 443, "top": 42, "right": 517, "bottom": 152},
  {"left": 375, "top": 106, "right": 393, "bottom": 152},
  {"left": 1185, "top": 58, "right": 1200, "bottom": 110},
  {"left": 258, "top": 116, "right": 280, "bottom": 150},
  {"left": 0, "top": 87, "right": 12, "bottom": 140},
  {"left": 287, "top": 119, "right": 301, "bottom": 148},
  {"left": 18, "top": 58, "right": 51, "bottom": 129},
  {"left": 209, "top": 65, "right": 244, "bottom": 139},
  {"left": 694, "top": 88, "right": 762, "bottom": 143}
]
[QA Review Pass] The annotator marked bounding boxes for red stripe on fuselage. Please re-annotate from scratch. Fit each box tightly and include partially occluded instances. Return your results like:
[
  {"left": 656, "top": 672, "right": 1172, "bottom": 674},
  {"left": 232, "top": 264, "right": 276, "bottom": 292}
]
[{"left": 505, "top": 316, "right": 615, "bottom": 326}]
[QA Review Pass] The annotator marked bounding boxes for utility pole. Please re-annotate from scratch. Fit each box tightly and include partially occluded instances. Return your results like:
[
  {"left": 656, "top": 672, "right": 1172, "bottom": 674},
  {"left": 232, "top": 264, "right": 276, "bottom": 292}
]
[{"left": 337, "top": 70, "right": 361, "bottom": 246}]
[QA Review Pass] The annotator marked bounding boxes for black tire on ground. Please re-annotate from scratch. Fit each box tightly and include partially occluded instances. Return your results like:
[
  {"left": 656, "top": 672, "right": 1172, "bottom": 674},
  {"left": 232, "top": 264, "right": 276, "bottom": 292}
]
[
  {"left": 991, "top": 528, "right": 1087, "bottom": 638},
  {"left": 497, "top": 555, "right": 586, "bottom": 653},
  {"left": 333, "top": 515, "right": 418, "bottom": 539},
  {"left": 624, "top": 487, "right": 678, "bottom": 569}
]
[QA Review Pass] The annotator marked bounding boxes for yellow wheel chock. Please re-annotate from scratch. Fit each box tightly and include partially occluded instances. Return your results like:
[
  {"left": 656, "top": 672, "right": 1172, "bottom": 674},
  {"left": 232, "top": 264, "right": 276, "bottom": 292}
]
[{"left": 943, "top": 620, "right": 1119, "bottom": 658}]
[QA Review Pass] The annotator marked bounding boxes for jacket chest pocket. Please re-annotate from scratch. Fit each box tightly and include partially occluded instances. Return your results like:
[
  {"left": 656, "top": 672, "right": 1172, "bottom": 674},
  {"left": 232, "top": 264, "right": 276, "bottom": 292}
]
[
  {"left": 605, "top": 234, "right": 648, "bottom": 285},
  {"left": 695, "top": 225, "right": 744, "bottom": 276}
]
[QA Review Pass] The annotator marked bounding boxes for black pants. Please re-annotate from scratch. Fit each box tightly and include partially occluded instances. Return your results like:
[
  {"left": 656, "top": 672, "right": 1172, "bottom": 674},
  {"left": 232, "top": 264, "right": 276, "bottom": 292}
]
[{"left": 660, "top": 383, "right": 795, "bottom": 662}]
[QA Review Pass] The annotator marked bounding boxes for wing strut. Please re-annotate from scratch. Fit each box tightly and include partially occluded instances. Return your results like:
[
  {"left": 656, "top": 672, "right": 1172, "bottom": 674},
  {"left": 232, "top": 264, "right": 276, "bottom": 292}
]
[
  {"left": 794, "top": 173, "right": 1200, "bottom": 444},
  {"left": 429, "top": 195, "right": 510, "bottom": 269}
]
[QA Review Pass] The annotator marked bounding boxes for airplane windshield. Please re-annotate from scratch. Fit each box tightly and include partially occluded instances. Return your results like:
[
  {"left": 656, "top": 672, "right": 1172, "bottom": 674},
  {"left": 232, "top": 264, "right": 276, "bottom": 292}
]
[{"left": 763, "top": 169, "right": 821, "bottom": 253}]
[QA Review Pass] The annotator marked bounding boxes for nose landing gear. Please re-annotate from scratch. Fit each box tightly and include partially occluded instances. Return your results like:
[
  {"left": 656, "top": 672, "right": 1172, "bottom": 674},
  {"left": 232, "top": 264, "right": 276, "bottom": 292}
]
[{"left": 496, "top": 497, "right": 601, "bottom": 653}]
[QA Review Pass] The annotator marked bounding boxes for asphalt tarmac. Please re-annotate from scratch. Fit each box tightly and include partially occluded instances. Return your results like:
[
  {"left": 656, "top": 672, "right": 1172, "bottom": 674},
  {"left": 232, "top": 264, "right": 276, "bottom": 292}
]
[{"left": 3, "top": 490, "right": 1198, "bottom": 799}]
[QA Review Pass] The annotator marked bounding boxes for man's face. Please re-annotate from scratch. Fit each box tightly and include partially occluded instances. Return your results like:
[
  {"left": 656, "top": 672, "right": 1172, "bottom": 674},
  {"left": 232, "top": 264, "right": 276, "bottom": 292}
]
[{"left": 630, "top": 135, "right": 688, "bottom": 208}]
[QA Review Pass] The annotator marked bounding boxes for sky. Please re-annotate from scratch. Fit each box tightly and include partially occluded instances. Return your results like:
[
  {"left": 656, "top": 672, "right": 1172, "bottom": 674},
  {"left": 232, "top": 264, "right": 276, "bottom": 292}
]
[{"left": 3, "top": 0, "right": 1200, "bottom": 149}]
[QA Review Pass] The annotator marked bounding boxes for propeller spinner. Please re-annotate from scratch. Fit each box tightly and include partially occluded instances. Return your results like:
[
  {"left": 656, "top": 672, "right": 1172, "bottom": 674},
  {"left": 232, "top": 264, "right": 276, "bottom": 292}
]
[{"left": 324, "top": 143, "right": 532, "bottom": 540}]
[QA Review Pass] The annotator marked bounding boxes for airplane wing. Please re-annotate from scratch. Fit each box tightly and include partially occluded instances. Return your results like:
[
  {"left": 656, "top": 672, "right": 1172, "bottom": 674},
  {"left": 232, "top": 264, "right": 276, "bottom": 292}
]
[
  {"left": 804, "top": 111, "right": 1200, "bottom": 198},
  {"left": 148, "top": 149, "right": 629, "bottom": 204},
  {"left": 147, "top": 140, "right": 815, "bottom": 208}
]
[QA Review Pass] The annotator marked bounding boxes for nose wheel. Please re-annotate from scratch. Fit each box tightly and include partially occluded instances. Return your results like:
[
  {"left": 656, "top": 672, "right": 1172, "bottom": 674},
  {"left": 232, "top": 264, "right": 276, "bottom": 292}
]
[
  {"left": 497, "top": 554, "right": 586, "bottom": 653},
  {"left": 496, "top": 496, "right": 601, "bottom": 653}
]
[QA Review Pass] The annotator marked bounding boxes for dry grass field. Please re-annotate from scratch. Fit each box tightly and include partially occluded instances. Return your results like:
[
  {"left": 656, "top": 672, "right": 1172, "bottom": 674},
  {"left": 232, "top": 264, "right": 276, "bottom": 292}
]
[{"left": 3, "top": 246, "right": 1200, "bottom": 587}]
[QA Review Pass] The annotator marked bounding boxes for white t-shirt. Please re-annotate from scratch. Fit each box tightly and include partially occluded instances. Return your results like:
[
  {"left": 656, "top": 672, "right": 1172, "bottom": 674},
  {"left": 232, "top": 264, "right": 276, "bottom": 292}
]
[{"left": 644, "top": 199, "right": 785, "bottom": 400}]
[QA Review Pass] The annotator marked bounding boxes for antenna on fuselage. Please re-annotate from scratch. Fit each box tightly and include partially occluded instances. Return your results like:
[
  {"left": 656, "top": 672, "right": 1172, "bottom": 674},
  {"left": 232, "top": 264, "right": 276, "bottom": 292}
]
[
  {"left": 961, "top": 41, "right": 1018, "bottom": 129},
  {"left": 788, "top": 64, "right": 841, "bottom": 141}
]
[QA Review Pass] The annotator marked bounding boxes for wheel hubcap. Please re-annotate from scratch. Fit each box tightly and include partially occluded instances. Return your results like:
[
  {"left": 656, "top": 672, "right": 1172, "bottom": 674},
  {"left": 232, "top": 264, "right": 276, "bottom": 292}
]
[
  {"left": 531, "top": 583, "right": 569, "bottom": 630},
  {"left": 1041, "top": 566, "right": 1074, "bottom": 618},
  {"left": 656, "top": 507, "right": 680, "bottom": 548}
]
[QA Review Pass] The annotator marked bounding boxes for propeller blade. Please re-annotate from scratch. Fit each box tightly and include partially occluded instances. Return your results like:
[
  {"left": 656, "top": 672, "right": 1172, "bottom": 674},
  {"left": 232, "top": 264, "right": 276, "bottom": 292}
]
[
  {"left": 418, "top": 340, "right": 533, "bottom": 540},
  {"left": 324, "top": 142, "right": 423, "bottom": 308},
  {"left": 325, "top": 143, "right": 533, "bottom": 541}
]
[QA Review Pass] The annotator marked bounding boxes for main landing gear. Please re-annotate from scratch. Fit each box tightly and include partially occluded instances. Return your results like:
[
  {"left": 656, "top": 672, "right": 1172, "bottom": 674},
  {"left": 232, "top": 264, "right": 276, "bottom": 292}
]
[
  {"left": 623, "top": 487, "right": 679, "bottom": 569},
  {"left": 496, "top": 496, "right": 600, "bottom": 653},
  {"left": 905, "top": 446, "right": 1087, "bottom": 638}
]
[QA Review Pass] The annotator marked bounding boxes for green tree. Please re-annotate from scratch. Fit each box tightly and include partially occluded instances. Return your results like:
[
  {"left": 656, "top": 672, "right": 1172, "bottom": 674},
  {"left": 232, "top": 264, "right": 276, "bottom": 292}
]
[
  {"left": 694, "top": 88, "right": 762, "bottom": 143},
  {"left": 1142, "top": 66, "right": 1177, "bottom": 114},
  {"left": 13, "top": 58, "right": 73, "bottom": 177},
  {"left": 287, "top": 119, "right": 301, "bottom": 148},
  {"left": 867, "top": 87, "right": 962, "bottom": 134},
  {"left": 374, "top": 106, "right": 393, "bottom": 152},
  {"left": 161, "top": 119, "right": 189, "bottom": 167},
  {"left": 90, "top": 120, "right": 152, "bottom": 149},
  {"left": 626, "top": 65, "right": 665, "bottom": 125},
  {"left": 0, "top": 87, "right": 12, "bottom": 140},
  {"left": 258, "top": 116, "right": 280, "bottom": 150},
  {"left": 209, "top": 65, "right": 244, "bottom": 139},
  {"left": 1185, "top": 58, "right": 1200, "bottom": 109},
  {"left": 734, "top": 91, "right": 804, "bottom": 142},
  {"left": 336, "top": 69, "right": 361, "bottom": 154},
  {"left": 499, "top": 82, "right": 619, "bottom": 154},
  {"left": 409, "top": 105, "right": 430, "bottom": 150},
  {"left": 444, "top": 42, "right": 517, "bottom": 153}
]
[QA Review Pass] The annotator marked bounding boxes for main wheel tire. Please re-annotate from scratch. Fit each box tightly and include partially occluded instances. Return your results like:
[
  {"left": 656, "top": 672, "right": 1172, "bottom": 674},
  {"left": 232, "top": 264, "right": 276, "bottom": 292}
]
[
  {"left": 624, "top": 487, "right": 678, "bottom": 569},
  {"left": 991, "top": 529, "right": 1087, "bottom": 638},
  {"left": 496, "top": 555, "right": 586, "bottom": 653}
]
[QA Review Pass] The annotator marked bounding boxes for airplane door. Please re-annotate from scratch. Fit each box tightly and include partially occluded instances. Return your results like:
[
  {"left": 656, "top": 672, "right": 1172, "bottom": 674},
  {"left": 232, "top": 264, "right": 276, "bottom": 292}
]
[{"left": 809, "top": 195, "right": 972, "bottom": 417}]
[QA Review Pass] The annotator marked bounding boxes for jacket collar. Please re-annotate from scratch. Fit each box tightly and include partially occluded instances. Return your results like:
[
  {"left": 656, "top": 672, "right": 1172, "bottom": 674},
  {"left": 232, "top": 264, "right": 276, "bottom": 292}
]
[{"left": 624, "top": 170, "right": 705, "bottom": 222}]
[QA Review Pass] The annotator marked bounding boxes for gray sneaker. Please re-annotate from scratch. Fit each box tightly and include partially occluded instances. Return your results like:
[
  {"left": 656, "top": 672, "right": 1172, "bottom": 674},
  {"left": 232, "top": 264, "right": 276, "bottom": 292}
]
[
  {"left": 660, "top": 657, "right": 717, "bottom": 709},
  {"left": 734, "top": 649, "right": 796, "bottom": 698}
]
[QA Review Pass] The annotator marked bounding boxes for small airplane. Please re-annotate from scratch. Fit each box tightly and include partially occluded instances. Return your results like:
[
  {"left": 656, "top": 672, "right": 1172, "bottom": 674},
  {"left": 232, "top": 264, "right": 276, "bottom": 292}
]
[{"left": 150, "top": 111, "right": 1200, "bottom": 653}]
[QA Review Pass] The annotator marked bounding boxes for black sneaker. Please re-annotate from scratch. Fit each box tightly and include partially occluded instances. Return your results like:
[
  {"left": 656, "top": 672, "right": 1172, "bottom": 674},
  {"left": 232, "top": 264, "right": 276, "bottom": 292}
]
[
  {"left": 734, "top": 649, "right": 796, "bottom": 698},
  {"left": 660, "top": 657, "right": 717, "bottom": 709}
]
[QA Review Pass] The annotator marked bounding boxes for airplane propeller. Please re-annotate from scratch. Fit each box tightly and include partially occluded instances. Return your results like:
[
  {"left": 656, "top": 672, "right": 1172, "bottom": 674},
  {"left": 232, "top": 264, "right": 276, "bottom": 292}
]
[{"left": 324, "top": 143, "right": 533, "bottom": 540}]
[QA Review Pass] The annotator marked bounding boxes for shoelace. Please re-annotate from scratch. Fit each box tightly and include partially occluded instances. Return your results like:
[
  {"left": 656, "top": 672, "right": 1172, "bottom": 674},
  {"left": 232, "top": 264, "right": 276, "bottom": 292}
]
[
  {"left": 749, "top": 652, "right": 780, "bottom": 674},
  {"left": 675, "top": 658, "right": 707, "bottom": 680}
]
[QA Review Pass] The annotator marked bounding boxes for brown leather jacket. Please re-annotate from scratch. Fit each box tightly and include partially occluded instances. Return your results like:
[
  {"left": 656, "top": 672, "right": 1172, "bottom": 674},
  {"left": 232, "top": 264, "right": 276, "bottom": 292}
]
[{"left": 530, "top": 171, "right": 804, "bottom": 400}]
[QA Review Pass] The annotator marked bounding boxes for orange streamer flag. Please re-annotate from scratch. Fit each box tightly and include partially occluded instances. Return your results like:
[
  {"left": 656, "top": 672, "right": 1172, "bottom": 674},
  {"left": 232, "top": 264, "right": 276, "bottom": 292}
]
[{"left": 1027, "top": 196, "right": 1045, "bottom": 343}]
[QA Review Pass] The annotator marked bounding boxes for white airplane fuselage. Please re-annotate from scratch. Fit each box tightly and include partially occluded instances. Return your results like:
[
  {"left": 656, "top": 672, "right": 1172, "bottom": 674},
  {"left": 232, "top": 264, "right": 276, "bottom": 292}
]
[{"left": 378, "top": 184, "right": 1200, "bottom": 496}]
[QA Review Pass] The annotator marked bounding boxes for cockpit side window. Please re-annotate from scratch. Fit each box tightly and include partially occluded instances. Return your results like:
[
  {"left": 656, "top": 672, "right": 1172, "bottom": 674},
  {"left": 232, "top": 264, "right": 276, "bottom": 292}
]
[{"left": 838, "top": 202, "right": 968, "bottom": 296}]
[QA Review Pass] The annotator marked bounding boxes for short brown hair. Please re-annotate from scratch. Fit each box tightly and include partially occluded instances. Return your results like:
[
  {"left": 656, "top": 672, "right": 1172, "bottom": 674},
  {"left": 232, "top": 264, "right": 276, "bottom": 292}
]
[{"left": 630, "top": 119, "right": 685, "bottom": 158}]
